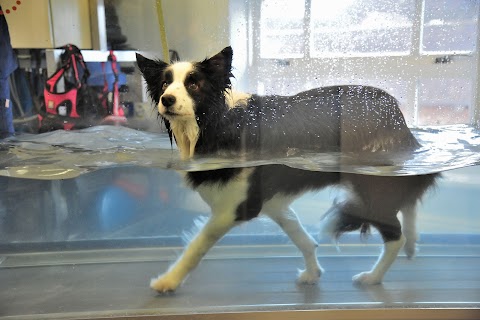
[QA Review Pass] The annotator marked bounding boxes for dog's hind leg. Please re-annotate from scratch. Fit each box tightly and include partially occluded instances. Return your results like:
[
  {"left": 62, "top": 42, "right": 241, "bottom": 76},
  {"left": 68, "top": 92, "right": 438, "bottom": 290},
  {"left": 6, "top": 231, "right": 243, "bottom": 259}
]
[
  {"left": 352, "top": 217, "right": 406, "bottom": 285},
  {"left": 401, "top": 202, "right": 418, "bottom": 259},
  {"left": 150, "top": 212, "right": 238, "bottom": 293},
  {"left": 319, "top": 197, "right": 405, "bottom": 285},
  {"left": 263, "top": 199, "right": 323, "bottom": 284}
]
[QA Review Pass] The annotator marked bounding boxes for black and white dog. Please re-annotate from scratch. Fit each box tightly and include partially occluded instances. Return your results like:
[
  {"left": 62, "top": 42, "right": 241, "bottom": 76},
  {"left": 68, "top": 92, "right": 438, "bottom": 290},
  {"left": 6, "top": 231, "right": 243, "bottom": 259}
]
[{"left": 136, "top": 47, "right": 438, "bottom": 293}]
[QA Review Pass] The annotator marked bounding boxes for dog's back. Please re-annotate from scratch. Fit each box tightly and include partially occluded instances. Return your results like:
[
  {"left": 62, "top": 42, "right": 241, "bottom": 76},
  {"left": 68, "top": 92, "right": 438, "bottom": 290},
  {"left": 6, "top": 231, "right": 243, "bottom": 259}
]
[{"left": 198, "top": 85, "right": 419, "bottom": 155}]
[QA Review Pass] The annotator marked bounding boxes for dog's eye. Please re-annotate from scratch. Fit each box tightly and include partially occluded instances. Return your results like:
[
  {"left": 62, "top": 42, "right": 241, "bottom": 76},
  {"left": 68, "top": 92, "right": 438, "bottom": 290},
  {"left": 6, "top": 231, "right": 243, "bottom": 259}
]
[
  {"left": 188, "top": 82, "right": 199, "bottom": 91},
  {"left": 162, "top": 82, "right": 169, "bottom": 90}
]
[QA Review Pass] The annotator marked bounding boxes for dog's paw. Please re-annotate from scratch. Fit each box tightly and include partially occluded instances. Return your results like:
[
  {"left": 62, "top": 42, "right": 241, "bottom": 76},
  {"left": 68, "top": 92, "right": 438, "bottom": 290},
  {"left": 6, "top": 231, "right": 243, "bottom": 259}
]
[
  {"left": 150, "top": 274, "right": 181, "bottom": 293},
  {"left": 403, "top": 241, "right": 418, "bottom": 259},
  {"left": 352, "top": 271, "right": 382, "bottom": 285},
  {"left": 296, "top": 267, "right": 323, "bottom": 285},
  {"left": 404, "top": 239, "right": 418, "bottom": 259}
]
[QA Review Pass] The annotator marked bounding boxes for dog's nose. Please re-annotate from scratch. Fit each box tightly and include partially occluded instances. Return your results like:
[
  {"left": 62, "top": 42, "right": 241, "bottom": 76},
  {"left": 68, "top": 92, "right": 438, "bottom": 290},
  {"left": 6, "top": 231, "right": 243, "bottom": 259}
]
[{"left": 161, "top": 95, "right": 176, "bottom": 108}]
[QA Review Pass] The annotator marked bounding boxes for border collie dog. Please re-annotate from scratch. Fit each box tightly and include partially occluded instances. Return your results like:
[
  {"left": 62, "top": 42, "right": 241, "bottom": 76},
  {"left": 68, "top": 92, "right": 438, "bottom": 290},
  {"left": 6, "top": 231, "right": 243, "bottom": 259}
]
[{"left": 136, "top": 47, "right": 438, "bottom": 293}]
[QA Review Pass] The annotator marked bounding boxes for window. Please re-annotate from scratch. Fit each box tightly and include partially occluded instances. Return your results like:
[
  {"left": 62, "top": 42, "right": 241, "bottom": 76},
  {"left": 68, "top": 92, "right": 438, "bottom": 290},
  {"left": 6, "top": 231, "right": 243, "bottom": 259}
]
[
  {"left": 311, "top": 0, "right": 416, "bottom": 57},
  {"left": 252, "top": 0, "right": 479, "bottom": 126},
  {"left": 422, "top": 0, "right": 478, "bottom": 54},
  {"left": 260, "top": 0, "right": 416, "bottom": 58},
  {"left": 260, "top": 0, "right": 306, "bottom": 58}
]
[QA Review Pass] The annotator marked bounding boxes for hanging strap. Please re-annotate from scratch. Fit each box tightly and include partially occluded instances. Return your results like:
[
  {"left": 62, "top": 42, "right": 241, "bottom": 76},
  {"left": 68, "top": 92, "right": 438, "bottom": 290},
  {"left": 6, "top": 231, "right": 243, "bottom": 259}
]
[
  {"left": 45, "top": 67, "right": 67, "bottom": 91},
  {"left": 109, "top": 50, "right": 119, "bottom": 113},
  {"left": 70, "top": 54, "right": 81, "bottom": 88}
]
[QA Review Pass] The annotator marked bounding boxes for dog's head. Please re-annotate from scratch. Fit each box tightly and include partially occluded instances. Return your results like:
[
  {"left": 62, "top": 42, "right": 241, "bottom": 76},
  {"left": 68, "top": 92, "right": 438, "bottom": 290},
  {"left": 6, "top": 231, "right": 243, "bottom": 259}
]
[{"left": 136, "top": 46, "right": 233, "bottom": 159}]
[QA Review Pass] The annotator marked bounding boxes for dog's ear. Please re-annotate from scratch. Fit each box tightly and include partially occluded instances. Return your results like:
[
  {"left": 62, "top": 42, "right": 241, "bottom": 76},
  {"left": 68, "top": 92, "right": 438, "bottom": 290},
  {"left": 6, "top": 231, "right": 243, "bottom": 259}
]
[
  {"left": 200, "top": 46, "right": 233, "bottom": 90},
  {"left": 136, "top": 53, "right": 168, "bottom": 103},
  {"left": 206, "top": 46, "right": 233, "bottom": 71},
  {"left": 136, "top": 53, "right": 168, "bottom": 82}
]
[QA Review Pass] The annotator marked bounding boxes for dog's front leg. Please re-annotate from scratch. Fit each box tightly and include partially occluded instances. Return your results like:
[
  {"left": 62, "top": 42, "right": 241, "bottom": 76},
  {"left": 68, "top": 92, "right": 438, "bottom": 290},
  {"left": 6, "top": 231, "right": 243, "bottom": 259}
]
[{"left": 150, "top": 213, "right": 237, "bottom": 293}]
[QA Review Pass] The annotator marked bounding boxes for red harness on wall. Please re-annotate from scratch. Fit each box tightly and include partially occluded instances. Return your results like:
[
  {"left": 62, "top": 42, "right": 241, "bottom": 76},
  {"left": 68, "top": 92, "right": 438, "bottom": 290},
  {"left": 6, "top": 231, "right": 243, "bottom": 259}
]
[
  {"left": 41, "top": 44, "right": 102, "bottom": 130},
  {"left": 40, "top": 44, "right": 128, "bottom": 131}
]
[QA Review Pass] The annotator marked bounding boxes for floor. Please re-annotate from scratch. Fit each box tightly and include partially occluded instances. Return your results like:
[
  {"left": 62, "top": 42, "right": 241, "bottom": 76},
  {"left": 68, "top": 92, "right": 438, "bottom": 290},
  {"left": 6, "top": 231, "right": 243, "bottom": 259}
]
[{"left": 1, "top": 243, "right": 480, "bottom": 320}]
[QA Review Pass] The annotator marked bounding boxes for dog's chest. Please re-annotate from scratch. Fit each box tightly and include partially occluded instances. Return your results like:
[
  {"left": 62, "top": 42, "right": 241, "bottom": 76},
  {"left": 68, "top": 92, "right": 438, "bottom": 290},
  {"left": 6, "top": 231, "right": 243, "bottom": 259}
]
[{"left": 185, "top": 168, "right": 255, "bottom": 214}]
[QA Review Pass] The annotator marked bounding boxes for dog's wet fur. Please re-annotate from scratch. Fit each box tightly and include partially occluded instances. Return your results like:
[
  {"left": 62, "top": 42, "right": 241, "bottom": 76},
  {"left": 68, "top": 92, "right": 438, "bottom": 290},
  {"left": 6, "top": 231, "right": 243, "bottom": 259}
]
[{"left": 137, "top": 46, "right": 438, "bottom": 292}]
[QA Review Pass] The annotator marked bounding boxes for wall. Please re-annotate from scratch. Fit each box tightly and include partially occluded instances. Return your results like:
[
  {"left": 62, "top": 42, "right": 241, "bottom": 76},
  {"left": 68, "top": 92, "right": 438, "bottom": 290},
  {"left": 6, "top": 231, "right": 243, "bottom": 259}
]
[
  {"left": 113, "top": 0, "right": 163, "bottom": 54},
  {"left": 6, "top": 0, "right": 92, "bottom": 49},
  {"left": 162, "top": 0, "right": 230, "bottom": 61},
  {"left": 112, "top": 0, "right": 230, "bottom": 62},
  {"left": 50, "top": 0, "right": 92, "bottom": 48},
  {"left": 5, "top": 0, "right": 54, "bottom": 48}
]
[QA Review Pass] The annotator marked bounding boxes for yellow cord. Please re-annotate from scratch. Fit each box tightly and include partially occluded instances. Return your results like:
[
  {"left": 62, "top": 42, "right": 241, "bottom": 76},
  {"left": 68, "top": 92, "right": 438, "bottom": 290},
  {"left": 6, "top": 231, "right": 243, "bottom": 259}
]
[{"left": 155, "top": 0, "right": 170, "bottom": 61}]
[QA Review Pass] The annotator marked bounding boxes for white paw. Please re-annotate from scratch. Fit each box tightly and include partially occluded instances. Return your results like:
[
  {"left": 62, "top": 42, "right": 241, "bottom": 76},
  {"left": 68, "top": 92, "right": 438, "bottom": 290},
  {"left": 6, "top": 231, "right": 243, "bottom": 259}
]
[
  {"left": 352, "top": 271, "right": 382, "bottom": 285},
  {"left": 150, "top": 274, "right": 181, "bottom": 293},
  {"left": 297, "top": 267, "right": 323, "bottom": 285},
  {"left": 404, "top": 240, "right": 418, "bottom": 259}
]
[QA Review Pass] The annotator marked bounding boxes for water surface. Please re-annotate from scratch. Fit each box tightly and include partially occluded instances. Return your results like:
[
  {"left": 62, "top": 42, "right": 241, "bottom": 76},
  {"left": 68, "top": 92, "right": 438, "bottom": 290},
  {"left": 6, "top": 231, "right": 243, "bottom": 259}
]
[{"left": 0, "top": 125, "right": 479, "bottom": 180}]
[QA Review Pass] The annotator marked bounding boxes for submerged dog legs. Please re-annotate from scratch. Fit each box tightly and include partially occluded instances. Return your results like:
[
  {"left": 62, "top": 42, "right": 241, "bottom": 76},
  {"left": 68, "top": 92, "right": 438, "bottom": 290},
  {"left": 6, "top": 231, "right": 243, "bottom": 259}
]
[
  {"left": 401, "top": 203, "right": 418, "bottom": 259},
  {"left": 264, "top": 203, "right": 323, "bottom": 284},
  {"left": 352, "top": 235, "right": 406, "bottom": 285},
  {"left": 150, "top": 213, "right": 237, "bottom": 293},
  {"left": 319, "top": 198, "right": 407, "bottom": 285}
]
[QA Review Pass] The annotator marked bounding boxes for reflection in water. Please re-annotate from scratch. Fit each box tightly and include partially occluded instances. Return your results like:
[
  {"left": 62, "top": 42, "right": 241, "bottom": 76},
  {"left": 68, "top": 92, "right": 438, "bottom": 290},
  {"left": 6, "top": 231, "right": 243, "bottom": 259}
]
[{"left": 0, "top": 124, "right": 479, "bottom": 179}]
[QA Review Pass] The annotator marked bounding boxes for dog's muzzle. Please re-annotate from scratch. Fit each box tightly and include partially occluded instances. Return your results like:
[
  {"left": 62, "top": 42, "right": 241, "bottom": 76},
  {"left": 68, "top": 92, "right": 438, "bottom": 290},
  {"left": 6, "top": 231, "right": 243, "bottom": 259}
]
[{"left": 161, "top": 94, "right": 176, "bottom": 109}]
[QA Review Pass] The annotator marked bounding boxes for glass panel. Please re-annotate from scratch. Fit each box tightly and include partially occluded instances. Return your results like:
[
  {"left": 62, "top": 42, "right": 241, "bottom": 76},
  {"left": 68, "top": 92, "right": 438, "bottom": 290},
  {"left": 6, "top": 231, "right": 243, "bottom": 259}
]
[
  {"left": 1, "top": 0, "right": 480, "bottom": 318},
  {"left": 1, "top": 166, "right": 480, "bottom": 317},
  {"left": 422, "top": 0, "right": 479, "bottom": 53},
  {"left": 259, "top": 0, "right": 306, "bottom": 58},
  {"left": 417, "top": 78, "right": 472, "bottom": 125},
  {"left": 310, "top": 0, "right": 415, "bottom": 57},
  {"left": 104, "top": 0, "right": 162, "bottom": 51}
]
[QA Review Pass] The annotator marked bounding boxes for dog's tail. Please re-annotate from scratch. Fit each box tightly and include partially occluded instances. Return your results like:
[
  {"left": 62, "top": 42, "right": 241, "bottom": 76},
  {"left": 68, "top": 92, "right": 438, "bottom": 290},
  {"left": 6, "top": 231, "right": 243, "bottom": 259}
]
[{"left": 318, "top": 197, "right": 372, "bottom": 241}]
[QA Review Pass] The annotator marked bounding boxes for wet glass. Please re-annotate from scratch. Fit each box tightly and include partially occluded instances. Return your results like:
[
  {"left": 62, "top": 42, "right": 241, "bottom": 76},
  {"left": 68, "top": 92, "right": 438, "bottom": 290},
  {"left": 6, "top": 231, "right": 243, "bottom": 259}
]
[
  {"left": 417, "top": 78, "right": 473, "bottom": 125},
  {"left": 311, "top": 0, "right": 415, "bottom": 57},
  {"left": 259, "top": 0, "right": 306, "bottom": 58},
  {"left": 422, "top": 0, "right": 479, "bottom": 53},
  {"left": 416, "top": 0, "right": 479, "bottom": 125},
  {"left": 1, "top": 0, "right": 479, "bottom": 318}
]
